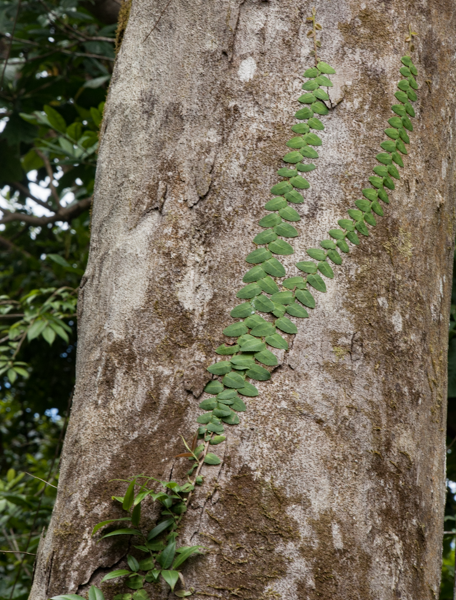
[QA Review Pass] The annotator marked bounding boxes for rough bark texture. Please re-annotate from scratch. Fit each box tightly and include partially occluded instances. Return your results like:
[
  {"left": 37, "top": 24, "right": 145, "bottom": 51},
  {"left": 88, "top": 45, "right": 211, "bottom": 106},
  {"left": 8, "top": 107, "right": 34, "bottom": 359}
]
[{"left": 31, "top": 1, "right": 456, "bottom": 599}]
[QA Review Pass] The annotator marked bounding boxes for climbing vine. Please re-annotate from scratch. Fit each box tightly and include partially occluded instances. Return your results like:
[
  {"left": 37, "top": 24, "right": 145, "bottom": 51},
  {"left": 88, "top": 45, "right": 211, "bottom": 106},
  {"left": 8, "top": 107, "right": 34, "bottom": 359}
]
[{"left": 51, "top": 16, "right": 419, "bottom": 600}]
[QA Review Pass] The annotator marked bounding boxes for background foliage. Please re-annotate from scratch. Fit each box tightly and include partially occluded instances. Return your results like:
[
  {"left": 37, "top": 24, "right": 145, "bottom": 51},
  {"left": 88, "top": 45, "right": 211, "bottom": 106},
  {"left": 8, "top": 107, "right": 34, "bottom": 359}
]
[
  {"left": 0, "top": 0, "right": 116, "bottom": 596},
  {"left": 0, "top": 2, "right": 454, "bottom": 598}
]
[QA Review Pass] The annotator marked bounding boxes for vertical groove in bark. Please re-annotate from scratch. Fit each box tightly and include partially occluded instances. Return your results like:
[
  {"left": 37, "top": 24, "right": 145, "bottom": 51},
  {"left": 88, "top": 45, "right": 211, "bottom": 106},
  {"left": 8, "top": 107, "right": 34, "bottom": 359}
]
[{"left": 30, "top": 0, "right": 456, "bottom": 599}]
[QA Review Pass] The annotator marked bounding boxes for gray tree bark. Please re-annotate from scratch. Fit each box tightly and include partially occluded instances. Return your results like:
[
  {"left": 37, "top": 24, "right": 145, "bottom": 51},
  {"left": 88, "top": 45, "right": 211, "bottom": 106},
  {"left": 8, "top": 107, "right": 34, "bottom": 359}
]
[{"left": 30, "top": 1, "right": 456, "bottom": 599}]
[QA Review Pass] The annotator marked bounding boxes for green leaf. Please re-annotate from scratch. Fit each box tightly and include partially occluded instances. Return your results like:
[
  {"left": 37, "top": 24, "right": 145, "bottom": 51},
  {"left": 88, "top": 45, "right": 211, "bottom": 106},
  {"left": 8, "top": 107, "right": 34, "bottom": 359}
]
[
  {"left": 229, "top": 354, "right": 254, "bottom": 369},
  {"left": 88, "top": 592, "right": 105, "bottom": 600},
  {"left": 371, "top": 201, "right": 384, "bottom": 217},
  {"left": 380, "top": 140, "right": 396, "bottom": 152},
  {"left": 238, "top": 335, "right": 266, "bottom": 352},
  {"left": 269, "top": 239, "right": 294, "bottom": 256},
  {"left": 244, "top": 314, "right": 266, "bottom": 329},
  {"left": 238, "top": 382, "right": 259, "bottom": 396},
  {"left": 283, "top": 276, "right": 306, "bottom": 289},
  {"left": 158, "top": 540, "right": 176, "bottom": 569},
  {"left": 271, "top": 181, "right": 293, "bottom": 195},
  {"left": 392, "top": 152, "right": 404, "bottom": 168},
  {"left": 405, "top": 101, "right": 415, "bottom": 118},
  {"left": 318, "top": 261, "right": 334, "bottom": 279},
  {"left": 279, "top": 207, "right": 300, "bottom": 222},
  {"left": 327, "top": 249, "right": 342, "bottom": 265},
  {"left": 283, "top": 151, "right": 304, "bottom": 164},
  {"left": 125, "top": 575, "right": 144, "bottom": 590},
  {"left": 397, "top": 79, "right": 409, "bottom": 91},
  {"left": 100, "top": 570, "right": 131, "bottom": 583},
  {"left": 161, "top": 570, "right": 180, "bottom": 591},
  {"left": 263, "top": 258, "right": 286, "bottom": 277},
  {"left": 383, "top": 175, "right": 395, "bottom": 190},
  {"left": 284, "top": 190, "right": 304, "bottom": 204},
  {"left": 44, "top": 105, "right": 67, "bottom": 132},
  {"left": 123, "top": 480, "right": 136, "bottom": 511},
  {"left": 338, "top": 219, "right": 355, "bottom": 231},
  {"left": 275, "top": 317, "right": 297, "bottom": 334},
  {"left": 272, "top": 303, "right": 287, "bottom": 318},
  {"left": 385, "top": 127, "right": 399, "bottom": 140},
  {"left": 320, "top": 240, "right": 336, "bottom": 249},
  {"left": 254, "top": 230, "right": 277, "bottom": 245},
  {"left": 222, "top": 410, "right": 240, "bottom": 424},
  {"left": 307, "top": 274, "right": 327, "bottom": 292},
  {"left": 356, "top": 221, "right": 370, "bottom": 236},
  {"left": 253, "top": 294, "right": 275, "bottom": 313},
  {"left": 92, "top": 518, "right": 131, "bottom": 536},
  {"left": 395, "top": 90, "right": 408, "bottom": 103},
  {"left": 407, "top": 88, "right": 417, "bottom": 102},
  {"left": 207, "top": 422, "right": 225, "bottom": 433},
  {"left": 369, "top": 176, "right": 384, "bottom": 189},
  {"left": 388, "top": 164, "right": 400, "bottom": 180},
  {"left": 246, "top": 248, "right": 272, "bottom": 264},
  {"left": 400, "top": 66, "right": 411, "bottom": 77},
  {"left": 376, "top": 153, "right": 392, "bottom": 165},
  {"left": 278, "top": 168, "right": 298, "bottom": 178},
  {"left": 328, "top": 229, "right": 345, "bottom": 240},
  {"left": 258, "top": 276, "right": 279, "bottom": 294},
  {"left": 148, "top": 518, "right": 175, "bottom": 540},
  {"left": 274, "top": 223, "right": 298, "bottom": 238},
  {"left": 295, "top": 260, "right": 316, "bottom": 274},
  {"left": 291, "top": 123, "right": 309, "bottom": 134},
  {"left": 210, "top": 435, "right": 226, "bottom": 445},
  {"left": 295, "top": 107, "right": 314, "bottom": 119},
  {"left": 308, "top": 117, "right": 324, "bottom": 130},
  {"left": 127, "top": 555, "right": 140, "bottom": 572},
  {"left": 388, "top": 116, "right": 403, "bottom": 128},
  {"left": 297, "top": 163, "right": 317, "bottom": 172},
  {"left": 236, "top": 284, "right": 262, "bottom": 300},
  {"left": 204, "top": 380, "right": 224, "bottom": 394},
  {"left": 230, "top": 303, "right": 254, "bottom": 318},
  {"left": 199, "top": 399, "right": 217, "bottom": 410},
  {"left": 295, "top": 289, "right": 315, "bottom": 308},
  {"left": 132, "top": 591, "right": 149, "bottom": 600},
  {"left": 304, "top": 133, "right": 322, "bottom": 146},
  {"left": 41, "top": 326, "right": 56, "bottom": 345},
  {"left": 402, "top": 115, "right": 413, "bottom": 131},
  {"left": 307, "top": 248, "right": 325, "bottom": 261},
  {"left": 290, "top": 175, "right": 310, "bottom": 190},
  {"left": 270, "top": 291, "right": 294, "bottom": 305},
  {"left": 207, "top": 361, "right": 232, "bottom": 375},
  {"left": 315, "top": 75, "right": 333, "bottom": 87},
  {"left": 265, "top": 333, "right": 289, "bottom": 350},
  {"left": 250, "top": 322, "right": 276, "bottom": 337},
  {"left": 173, "top": 546, "right": 204, "bottom": 569},
  {"left": 286, "top": 136, "right": 307, "bottom": 149},
  {"left": 409, "top": 64, "right": 418, "bottom": 76},
  {"left": 254, "top": 349, "right": 278, "bottom": 366},
  {"left": 311, "top": 101, "right": 329, "bottom": 115},
  {"left": 286, "top": 303, "right": 309, "bottom": 318},
  {"left": 396, "top": 139, "right": 408, "bottom": 154},
  {"left": 298, "top": 92, "right": 316, "bottom": 104},
  {"left": 223, "top": 372, "right": 246, "bottom": 389},
  {"left": 231, "top": 396, "right": 248, "bottom": 410},
  {"left": 100, "top": 528, "right": 141, "bottom": 540},
  {"left": 304, "top": 67, "right": 320, "bottom": 77},
  {"left": 265, "top": 197, "right": 287, "bottom": 211},
  {"left": 223, "top": 322, "right": 249, "bottom": 337},
  {"left": 317, "top": 61, "right": 336, "bottom": 74},
  {"left": 259, "top": 213, "right": 282, "bottom": 228},
  {"left": 355, "top": 199, "right": 371, "bottom": 212},
  {"left": 300, "top": 146, "right": 319, "bottom": 159},
  {"left": 373, "top": 165, "right": 389, "bottom": 177},
  {"left": 217, "top": 388, "right": 238, "bottom": 400},
  {"left": 392, "top": 104, "right": 406, "bottom": 116},
  {"left": 27, "top": 319, "right": 47, "bottom": 341},
  {"left": 204, "top": 453, "right": 222, "bottom": 465},
  {"left": 346, "top": 231, "right": 360, "bottom": 245},
  {"left": 246, "top": 364, "right": 271, "bottom": 381},
  {"left": 302, "top": 79, "right": 319, "bottom": 91},
  {"left": 243, "top": 265, "right": 267, "bottom": 281},
  {"left": 314, "top": 88, "right": 329, "bottom": 101},
  {"left": 145, "top": 570, "right": 160, "bottom": 582}
]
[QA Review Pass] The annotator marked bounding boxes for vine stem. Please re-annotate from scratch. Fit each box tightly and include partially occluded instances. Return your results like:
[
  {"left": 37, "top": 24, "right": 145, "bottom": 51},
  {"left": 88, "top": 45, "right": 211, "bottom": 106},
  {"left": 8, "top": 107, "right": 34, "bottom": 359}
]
[
  {"left": 185, "top": 436, "right": 213, "bottom": 508},
  {"left": 311, "top": 7, "right": 318, "bottom": 66}
]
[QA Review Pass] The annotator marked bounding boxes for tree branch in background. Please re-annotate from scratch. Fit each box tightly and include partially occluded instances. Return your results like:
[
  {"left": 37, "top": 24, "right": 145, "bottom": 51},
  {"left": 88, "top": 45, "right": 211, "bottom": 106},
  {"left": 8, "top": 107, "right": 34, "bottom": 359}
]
[
  {"left": 0, "top": 196, "right": 92, "bottom": 226},
  {"left": 9, "top": 181, "right": 53, "bottom": 211},
  {"left": 34, "top": 150, "right": 62, "bottom": 207}
]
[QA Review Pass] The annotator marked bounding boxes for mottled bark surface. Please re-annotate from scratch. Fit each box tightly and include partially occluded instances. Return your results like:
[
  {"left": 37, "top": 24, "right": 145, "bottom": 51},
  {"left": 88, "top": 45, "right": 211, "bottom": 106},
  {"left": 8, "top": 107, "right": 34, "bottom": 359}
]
[{"left": 31, "top": 1, "right": 456, "bottom": 599}]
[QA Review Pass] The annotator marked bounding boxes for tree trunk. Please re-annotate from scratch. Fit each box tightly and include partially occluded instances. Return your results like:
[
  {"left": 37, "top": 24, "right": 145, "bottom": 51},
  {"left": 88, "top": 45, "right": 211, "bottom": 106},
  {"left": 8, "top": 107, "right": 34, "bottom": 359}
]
[{"left": 30, "top": 1, "right": 456, "bottom": 599}]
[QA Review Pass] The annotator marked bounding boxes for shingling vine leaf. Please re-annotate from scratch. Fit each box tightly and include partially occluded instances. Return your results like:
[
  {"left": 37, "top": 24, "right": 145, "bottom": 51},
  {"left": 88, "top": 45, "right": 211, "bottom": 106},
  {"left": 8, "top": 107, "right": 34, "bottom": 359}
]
[{"left": 89, "top": 18, "right": 419, "bottom": 597}]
